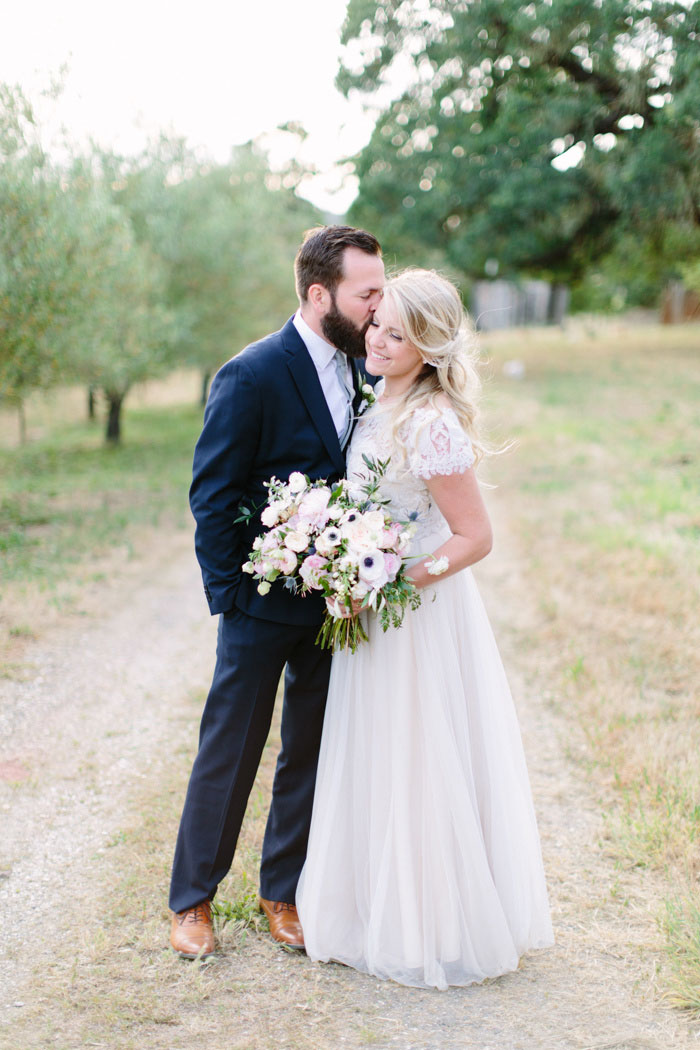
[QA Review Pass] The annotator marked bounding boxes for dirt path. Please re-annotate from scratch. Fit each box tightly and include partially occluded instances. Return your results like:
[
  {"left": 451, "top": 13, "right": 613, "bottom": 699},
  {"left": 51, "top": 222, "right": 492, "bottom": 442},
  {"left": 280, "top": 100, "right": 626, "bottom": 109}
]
[
  {"left": 0, "top": 506, "right": 697, "bottom": 1049},
  {"left": 0, "top": 533, "right": 216, "bottom": 1016}
]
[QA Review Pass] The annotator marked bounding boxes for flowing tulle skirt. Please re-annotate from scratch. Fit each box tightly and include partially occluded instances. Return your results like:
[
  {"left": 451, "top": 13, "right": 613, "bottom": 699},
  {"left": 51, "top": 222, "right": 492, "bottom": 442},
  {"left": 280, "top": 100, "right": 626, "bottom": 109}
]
[{"left": 296, "top": 549, "right": 553, "bottom": 990}]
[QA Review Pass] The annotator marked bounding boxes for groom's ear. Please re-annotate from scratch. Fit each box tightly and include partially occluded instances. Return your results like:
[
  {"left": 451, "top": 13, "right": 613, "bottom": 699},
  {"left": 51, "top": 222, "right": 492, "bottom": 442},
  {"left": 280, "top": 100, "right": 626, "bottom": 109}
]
[{"left": 307, "top": 282, "right": 331, "bottom": 315}]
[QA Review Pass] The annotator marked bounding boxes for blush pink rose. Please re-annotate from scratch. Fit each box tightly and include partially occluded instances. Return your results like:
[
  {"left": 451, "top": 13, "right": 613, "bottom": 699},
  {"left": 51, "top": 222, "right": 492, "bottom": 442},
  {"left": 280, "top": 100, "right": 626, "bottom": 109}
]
[
  {"left": 298, "top": 488, "right": 332, "bottom": 530},
  {"left": 299, "top": 553, "right": 329, "bottom": 590},
  {"left": 378, "top": 522, "right": 403, "bottom": 550},
  {"left": 383, "top": 552, "right": 402, "bottom": 579},
  {"left": 262, "top": 530, "right": 282, "bottom": 553},
  {"left": 270, "top": 548, "right": 298, "bottom": 575}
]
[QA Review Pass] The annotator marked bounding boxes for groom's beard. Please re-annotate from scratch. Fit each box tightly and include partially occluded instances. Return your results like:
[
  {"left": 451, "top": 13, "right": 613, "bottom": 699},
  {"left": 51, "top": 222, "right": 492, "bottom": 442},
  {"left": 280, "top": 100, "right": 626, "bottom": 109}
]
[{"left": 321, "top": 297, "right": 370, "bottom": 359}]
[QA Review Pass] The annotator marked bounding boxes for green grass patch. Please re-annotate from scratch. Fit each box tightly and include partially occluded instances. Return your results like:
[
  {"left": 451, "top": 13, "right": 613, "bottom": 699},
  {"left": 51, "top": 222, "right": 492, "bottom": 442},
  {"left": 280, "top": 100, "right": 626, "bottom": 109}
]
[
  {"left": 0, "top": 401, "right": 202, "bottom": 586},
  {"left": 486, "top": 327, "right": 700, "bottom": 570},
  {"left": 663, "top": 894, "right": 700, "bottom": 1014},
  {"left": 607, "top": 772, "right": 700, "bottom": 871}
]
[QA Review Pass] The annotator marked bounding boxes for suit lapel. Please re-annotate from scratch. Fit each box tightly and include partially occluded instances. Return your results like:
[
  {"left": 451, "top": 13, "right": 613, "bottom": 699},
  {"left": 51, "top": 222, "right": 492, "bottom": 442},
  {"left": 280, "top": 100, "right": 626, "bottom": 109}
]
[
  {"left": 283, "top": 320, "right": 346, "bottom": 476},
  {"left": 350, "top": 360, "right": 364, "bottom": 415}
]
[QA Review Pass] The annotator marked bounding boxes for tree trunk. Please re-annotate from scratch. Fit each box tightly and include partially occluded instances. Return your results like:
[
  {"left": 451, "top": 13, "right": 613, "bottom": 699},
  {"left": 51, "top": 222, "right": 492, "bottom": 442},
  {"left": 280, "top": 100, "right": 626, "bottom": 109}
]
[
  {"left": 105, "top": 389, "right": 125, "bottom": 444},
  {"left": 200, "top": 370, "right": 211, "bottom": 408},
  {"left": 87, "top": 386, "right": 97, "bottom": 421},
  {"left": 18, "top": 399, "right": 26, "bottom": 445}
]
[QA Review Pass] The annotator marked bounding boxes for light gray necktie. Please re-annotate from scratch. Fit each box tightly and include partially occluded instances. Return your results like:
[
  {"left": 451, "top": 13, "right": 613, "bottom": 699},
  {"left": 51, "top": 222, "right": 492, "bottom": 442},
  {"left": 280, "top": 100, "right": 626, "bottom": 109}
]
[{"left": 333, "top": 350, "right": 354, "bottom": 448}]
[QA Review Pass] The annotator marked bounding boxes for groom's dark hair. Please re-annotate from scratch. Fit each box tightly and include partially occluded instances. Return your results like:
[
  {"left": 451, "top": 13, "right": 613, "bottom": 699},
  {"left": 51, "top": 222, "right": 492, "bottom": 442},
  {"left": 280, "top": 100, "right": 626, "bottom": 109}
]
[{"left": 295, "top": 225, "right": 382, "bottom": 302}]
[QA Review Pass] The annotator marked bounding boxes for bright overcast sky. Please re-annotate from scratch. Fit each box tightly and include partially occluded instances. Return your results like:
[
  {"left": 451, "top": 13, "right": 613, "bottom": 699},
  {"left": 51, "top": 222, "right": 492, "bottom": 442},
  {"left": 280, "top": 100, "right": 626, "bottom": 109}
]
[{"left": 1, "top": 0, "right": 379, "bottom": 213}]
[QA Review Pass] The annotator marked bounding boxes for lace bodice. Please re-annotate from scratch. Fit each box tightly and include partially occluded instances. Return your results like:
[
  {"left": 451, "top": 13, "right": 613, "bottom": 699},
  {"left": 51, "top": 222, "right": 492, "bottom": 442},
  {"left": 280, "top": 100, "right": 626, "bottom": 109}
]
[{"left": 347, "top": 395, "right": 475, "bottom": 544}]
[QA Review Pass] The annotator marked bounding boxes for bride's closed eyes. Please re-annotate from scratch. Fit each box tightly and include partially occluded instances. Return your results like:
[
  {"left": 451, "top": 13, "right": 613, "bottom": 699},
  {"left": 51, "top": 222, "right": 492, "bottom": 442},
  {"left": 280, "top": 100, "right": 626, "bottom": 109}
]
[{"left": 368, "top": 319, "right": 404, "bottom": 341}]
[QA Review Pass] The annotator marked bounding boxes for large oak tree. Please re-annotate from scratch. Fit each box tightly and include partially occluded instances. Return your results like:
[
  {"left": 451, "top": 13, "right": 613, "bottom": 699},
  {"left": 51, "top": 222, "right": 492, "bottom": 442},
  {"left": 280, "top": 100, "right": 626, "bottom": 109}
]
[{"left": 339, "top": 0, "right": 700, "bottom": 299}]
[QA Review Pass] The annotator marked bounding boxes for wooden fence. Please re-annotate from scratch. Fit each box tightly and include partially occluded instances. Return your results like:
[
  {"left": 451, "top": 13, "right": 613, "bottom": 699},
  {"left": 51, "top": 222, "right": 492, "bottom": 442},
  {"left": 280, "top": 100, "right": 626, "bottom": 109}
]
[{"left": 470, "top": 280, "right": 569, "bottom": 331}]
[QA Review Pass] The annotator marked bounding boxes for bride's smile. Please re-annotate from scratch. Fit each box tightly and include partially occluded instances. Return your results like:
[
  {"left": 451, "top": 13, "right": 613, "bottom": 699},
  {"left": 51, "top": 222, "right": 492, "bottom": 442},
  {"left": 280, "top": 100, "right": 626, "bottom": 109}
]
[{"left": 364, "top": 301, "right": 424, "bottom": 395}]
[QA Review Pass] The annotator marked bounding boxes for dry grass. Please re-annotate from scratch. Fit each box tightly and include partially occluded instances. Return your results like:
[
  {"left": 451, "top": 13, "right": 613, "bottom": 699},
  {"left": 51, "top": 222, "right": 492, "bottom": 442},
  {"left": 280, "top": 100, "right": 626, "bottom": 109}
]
[{"left": 481, "top": 320, "right": 700, "bottom": 1008}]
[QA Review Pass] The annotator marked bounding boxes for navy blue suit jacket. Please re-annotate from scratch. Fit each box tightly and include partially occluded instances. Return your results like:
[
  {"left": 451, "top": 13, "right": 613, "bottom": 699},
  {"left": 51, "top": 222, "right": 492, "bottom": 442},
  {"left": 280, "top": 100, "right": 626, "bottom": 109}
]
[{"left": 189, "top": 317, "right": 375, "bottom": 627}]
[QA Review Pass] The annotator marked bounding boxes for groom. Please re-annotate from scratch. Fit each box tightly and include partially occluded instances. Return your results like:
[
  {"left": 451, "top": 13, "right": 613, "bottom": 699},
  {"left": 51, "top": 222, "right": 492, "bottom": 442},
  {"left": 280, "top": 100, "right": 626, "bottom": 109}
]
[{"left": 169, "top": 225, "right": 384, "bottom": 957}]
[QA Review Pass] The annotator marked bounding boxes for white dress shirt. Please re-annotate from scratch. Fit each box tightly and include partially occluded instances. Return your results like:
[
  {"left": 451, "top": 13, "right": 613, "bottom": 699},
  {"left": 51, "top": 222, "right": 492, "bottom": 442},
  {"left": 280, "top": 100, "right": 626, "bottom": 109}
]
[{"left": 293, "top": 310, "right": 353, "bottom": 439}]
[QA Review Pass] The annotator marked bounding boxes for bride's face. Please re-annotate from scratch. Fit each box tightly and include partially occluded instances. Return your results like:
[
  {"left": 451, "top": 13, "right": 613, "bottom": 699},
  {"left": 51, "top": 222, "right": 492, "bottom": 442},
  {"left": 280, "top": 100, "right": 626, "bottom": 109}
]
[{"left": 365, "top": 300, "right": 424, "bottom": 388}]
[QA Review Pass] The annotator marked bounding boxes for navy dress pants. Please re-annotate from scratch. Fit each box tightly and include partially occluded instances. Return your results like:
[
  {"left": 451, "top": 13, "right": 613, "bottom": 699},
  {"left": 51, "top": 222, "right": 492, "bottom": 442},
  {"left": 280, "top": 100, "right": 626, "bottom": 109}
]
[{"left": 169, "top": 606, "right": 332, "bottom": 914}]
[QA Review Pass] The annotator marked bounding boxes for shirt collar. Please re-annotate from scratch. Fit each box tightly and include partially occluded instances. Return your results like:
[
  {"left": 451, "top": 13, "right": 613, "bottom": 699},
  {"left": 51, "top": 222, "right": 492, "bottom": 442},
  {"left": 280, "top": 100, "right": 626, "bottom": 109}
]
[{"left": 293, "top": 310, "right": 340, "bottom": 371}]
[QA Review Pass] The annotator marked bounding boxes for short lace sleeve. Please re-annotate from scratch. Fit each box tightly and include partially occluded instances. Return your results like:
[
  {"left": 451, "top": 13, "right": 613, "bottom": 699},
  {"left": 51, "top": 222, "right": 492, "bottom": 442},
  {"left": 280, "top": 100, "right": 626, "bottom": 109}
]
[{"left": 405, "top": 404, "right": 475, "bottom": 479}]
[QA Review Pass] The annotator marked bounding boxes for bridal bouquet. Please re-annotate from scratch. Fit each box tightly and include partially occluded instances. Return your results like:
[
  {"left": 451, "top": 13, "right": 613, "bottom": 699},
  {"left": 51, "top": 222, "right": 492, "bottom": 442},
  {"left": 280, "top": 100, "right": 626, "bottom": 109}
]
[{"left": 241, "top": 458, "right": 422, "bottom": 652}]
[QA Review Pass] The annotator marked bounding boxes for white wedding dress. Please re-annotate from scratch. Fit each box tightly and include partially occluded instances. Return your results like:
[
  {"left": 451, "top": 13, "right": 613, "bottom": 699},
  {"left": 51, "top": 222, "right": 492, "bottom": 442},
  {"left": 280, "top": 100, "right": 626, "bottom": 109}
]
[{"left": 296, "top": 395, "right": 553, "bottom": 990}]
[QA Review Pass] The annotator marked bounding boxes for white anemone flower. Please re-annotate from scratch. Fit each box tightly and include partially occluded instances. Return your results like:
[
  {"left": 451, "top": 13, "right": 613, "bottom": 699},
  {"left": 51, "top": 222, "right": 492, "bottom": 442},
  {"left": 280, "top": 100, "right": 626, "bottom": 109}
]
[{"left": 357, "top": 550, "right": 389, "bottom": 588}]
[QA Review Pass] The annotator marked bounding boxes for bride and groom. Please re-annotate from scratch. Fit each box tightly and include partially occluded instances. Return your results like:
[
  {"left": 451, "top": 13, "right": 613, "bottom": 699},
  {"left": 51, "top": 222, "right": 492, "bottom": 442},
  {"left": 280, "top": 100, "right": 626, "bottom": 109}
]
[{"left": 169, "top": 225, "right": 553, "bottom": 989}]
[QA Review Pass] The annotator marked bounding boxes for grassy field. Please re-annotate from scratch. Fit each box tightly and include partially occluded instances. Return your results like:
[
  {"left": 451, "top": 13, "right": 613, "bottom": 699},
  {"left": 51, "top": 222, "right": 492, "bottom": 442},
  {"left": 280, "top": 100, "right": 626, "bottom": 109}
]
[
  {"left": 481, "top": 319, "right": 700, "bottom": 1009},
  {"left": 0, "top": 376, "right": 203, "bottom": 663}
]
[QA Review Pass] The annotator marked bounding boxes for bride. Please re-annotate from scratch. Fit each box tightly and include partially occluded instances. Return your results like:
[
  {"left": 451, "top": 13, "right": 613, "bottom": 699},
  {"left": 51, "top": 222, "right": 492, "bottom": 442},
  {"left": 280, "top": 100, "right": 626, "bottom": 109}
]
[{"left": 295, "top": 269, "right": 553, "bottom": 990}]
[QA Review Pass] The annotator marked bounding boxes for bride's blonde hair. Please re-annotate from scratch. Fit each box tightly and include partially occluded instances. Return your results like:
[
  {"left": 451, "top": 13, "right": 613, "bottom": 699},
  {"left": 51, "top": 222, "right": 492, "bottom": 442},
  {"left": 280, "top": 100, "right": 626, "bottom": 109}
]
[{"left": 381, "top": 268, "right": 485, "bottom": 466}]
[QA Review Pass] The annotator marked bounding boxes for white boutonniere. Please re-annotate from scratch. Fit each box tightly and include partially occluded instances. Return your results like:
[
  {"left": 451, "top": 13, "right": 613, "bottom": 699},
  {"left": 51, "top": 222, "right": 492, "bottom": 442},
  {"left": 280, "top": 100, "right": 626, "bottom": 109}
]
[{"left": 357, "top": 383, "right": 377, "bottom": 416}]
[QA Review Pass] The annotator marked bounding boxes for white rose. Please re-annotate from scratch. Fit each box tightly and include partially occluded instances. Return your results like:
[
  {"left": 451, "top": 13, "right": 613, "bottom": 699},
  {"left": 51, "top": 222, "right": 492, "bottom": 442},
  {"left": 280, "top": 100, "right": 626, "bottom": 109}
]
[
  {"left": 361, "top": 510, "right": 387, "bottom": 534},
  {"left": 261, "top": 502, "right": 284, "bottom": 527},
  {"left": 342, "top": 519, "right": 375, "bottom": 552},
  {"left": 284, "top": 530, "right": 309, "bottom": 553},
  {"left": 288, "top": 471, "right": 307, "bottom": 493}
]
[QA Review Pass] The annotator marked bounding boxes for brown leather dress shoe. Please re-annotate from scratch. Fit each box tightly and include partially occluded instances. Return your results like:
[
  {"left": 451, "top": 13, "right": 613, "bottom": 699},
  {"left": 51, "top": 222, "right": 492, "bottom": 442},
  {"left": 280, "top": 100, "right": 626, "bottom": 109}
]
[
  {"left": 170, "top": 900, "right": 215, "bottom": 959},
  {"left": 259, "top": 897, "right": 305, "bottom": 950}
]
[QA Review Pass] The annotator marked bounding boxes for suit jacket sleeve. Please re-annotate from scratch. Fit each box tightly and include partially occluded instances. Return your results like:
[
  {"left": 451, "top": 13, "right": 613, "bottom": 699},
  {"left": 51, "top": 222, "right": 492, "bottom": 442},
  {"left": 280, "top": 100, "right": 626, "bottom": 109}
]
[{"left": 189, "top": 355, "right": 261, "bottom": 615}]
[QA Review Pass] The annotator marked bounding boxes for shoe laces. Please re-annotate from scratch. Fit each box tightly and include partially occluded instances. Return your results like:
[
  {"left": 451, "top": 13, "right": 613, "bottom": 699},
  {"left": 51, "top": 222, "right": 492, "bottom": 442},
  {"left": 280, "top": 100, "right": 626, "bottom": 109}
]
[
  {"left": 178, "top": 902, "right": 210, "bottom": 926},
  {"left": 271, "top": 901, "right": 297, "bottom": 914}
]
